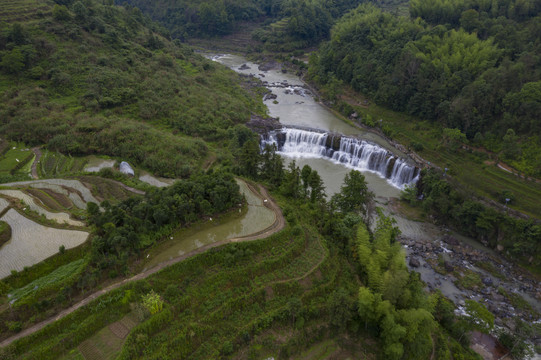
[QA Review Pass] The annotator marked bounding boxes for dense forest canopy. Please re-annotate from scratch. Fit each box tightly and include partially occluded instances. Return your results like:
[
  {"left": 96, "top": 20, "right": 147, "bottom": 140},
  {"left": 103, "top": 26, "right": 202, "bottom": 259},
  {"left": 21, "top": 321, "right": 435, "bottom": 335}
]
[
  {"left": 309, "top": 1, "right": 541, "bottom": 176},
  {"left": 0, "top": 0, "right": 265, "bottom": 178},
  {"left": 118, "top": 0, "right": 366, "bottom": 47}
]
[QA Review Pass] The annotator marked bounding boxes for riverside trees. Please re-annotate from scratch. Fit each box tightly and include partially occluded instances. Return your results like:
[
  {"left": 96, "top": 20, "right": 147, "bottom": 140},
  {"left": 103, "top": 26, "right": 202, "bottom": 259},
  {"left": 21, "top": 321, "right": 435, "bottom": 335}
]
[{"left": 309, "top": 2, "right": 541, "bottom": 177}]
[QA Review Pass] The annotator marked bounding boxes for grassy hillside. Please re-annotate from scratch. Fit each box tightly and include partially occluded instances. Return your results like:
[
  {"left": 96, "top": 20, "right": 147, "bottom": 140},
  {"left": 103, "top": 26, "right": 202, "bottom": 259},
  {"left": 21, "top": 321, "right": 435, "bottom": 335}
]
[
  {"left": 0, "top": 190, "right": 482, "bottom": 360},
  {"left": 0, "top": 0, "right": 266, "bottom": 178}
]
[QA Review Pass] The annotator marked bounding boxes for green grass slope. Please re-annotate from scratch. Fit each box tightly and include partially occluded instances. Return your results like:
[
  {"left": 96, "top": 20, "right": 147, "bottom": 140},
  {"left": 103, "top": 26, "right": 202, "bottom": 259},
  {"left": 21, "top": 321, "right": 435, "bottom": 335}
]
[{"left": 0, "top": 0, "right": 266, "bottom": 178}]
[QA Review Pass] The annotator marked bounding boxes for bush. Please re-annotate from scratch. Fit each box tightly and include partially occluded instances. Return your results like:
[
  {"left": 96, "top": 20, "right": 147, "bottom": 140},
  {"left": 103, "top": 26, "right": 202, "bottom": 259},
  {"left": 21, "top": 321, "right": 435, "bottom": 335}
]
[{"left": 411, "top": 141, "right": 424, "bottom": 152}]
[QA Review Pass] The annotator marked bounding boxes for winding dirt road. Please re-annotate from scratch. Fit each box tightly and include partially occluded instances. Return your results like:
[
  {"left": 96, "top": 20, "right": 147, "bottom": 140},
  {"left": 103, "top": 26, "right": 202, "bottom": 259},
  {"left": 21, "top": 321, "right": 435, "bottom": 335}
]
[{"left": 0, "top": 180, "right": 284, "bottom": 348}]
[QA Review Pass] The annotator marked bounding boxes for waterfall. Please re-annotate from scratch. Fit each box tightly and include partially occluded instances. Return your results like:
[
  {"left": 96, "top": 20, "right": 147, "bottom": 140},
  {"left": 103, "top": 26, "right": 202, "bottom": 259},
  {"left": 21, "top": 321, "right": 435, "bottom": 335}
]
[{"left": 262, "top": 128, "right": 419, "bottom": 189}]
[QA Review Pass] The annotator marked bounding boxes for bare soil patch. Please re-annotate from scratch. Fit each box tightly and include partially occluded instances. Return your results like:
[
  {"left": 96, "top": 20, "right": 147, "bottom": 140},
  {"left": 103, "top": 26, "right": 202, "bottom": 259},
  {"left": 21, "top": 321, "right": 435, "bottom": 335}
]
[
  {"left": 40, "top": 188, "right": 73, "bottom": 208},
  {"left": 25, "top": 188, "right": 65, "bottom": 212}
]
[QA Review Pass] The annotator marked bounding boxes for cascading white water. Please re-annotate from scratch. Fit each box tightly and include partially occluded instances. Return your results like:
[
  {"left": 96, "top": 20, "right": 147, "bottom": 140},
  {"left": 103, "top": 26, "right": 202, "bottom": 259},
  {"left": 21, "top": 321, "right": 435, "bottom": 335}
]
[{"left": 262, "top": 128, "right": 419, "bottom": 189}]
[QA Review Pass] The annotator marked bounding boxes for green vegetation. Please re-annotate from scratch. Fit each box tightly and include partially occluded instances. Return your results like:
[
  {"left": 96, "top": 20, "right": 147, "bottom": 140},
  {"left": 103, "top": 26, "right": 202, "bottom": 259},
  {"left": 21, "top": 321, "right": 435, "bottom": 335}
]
[
  {"left": 309, "top": 2, "right": 541, "bottom": 178},
  {"left": 402, "top": 169, "right": 541, "bottom": 268},
  {"left": 0, "top": 143, "right": 33, "bottom": 177},
  {"left": 8, "top": 259, "right": 86, "bottom": 306},
  {"left": 86, "top": 171, "right": 241, "bottom": 277},
  {"left": 122, "top": 0, "right": 368, "bottom": 51},
  {"left": 0, "top": 243, "right": 89, "bottom": 297},
  {"left": 0, "top": 164, "right": 481, "bottom": 360},
  {"left": 38, "top": 151, "right": 87, "bottom": 178},
  {"left": 455, "top": 269, "right": 483, "bottom": 290},
  {"left": 0, "top": 0, "right": 266, "bottom": 178},
  {"left": 0, "top": 220, "right": 11, "bottom": 247}
]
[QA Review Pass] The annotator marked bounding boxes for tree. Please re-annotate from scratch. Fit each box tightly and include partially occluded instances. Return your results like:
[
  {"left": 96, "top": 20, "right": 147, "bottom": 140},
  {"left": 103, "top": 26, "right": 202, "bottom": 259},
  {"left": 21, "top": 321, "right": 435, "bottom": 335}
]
[
  {"left": 239, "top": 139, "right": 260, "bottom": 178},
  {"left": 327, "top": 288, "right": 354, "bottom": 332},
  {"left": 502, "top": 128, "right": 520, "bottom": 160},
  {"left": 53, "top": 4, "right": 71, "bottom": 21},
  {"left": 356, "top": 223, "right": 371, "bottom": 267},
  {"left": 456, "top": 299, "right": 495, "bottom": 344},
  {"left": 300, "top": 165, "right": 312, "bottom": 198},
  {"left": 358, "top": 286, "right": 377, "bottom": 330},
  {"left": 280, "top": 161, "right": 301, "bottom": 198},
  {"left": 286, "top": 297, "right": 302, "bottom": 327},
  {"left": 332, "top": 170, "right": 372, "bottom": 215},
  {"left": 498, "top": 319, "right": 538, "bottom": 360},
  {"left": 72, "top": 1, "right": 88, "bottom": 20},
  {"left": 442, "top": 128, "right": 467, "bottom": 151},
  {"left": 308, "top": 170, "right": 325, "bottom": 203}
]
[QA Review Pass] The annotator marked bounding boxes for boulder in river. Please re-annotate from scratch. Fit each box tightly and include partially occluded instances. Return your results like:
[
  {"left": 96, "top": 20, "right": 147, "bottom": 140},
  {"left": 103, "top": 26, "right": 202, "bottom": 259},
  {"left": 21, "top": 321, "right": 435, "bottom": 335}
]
[
  {"left": 238, "top": 63, "right": 250, "bottom": 70},
  {"left": 444, "top": 261, "right": 454, "bottom": 272},
  {"left": 409, "top": 257, "right": 421, "bottom": 268},
  {"left": 443, "top": 234, "right": 459, "bottom": 246}
]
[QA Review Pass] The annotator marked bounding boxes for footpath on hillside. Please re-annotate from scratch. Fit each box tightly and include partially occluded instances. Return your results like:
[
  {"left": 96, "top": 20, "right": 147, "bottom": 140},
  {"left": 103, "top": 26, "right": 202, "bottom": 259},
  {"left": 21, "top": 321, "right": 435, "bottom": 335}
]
[{"left": 0, "top": 181, "right": 285, "bottom": 348}]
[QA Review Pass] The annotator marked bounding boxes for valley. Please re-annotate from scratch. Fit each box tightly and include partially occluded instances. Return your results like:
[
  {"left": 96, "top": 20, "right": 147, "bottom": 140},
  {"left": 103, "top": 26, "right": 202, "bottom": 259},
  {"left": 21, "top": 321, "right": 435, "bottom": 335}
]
[{"left": 0, "top": 0, "right": 540, "bottom": 359}]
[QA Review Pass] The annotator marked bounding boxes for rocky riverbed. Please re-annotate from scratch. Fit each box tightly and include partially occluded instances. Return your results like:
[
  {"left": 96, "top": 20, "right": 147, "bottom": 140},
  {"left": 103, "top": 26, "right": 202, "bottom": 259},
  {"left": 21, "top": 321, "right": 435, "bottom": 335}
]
[{"left": 399, "top": 226, "right": 541, "bottom": 355}]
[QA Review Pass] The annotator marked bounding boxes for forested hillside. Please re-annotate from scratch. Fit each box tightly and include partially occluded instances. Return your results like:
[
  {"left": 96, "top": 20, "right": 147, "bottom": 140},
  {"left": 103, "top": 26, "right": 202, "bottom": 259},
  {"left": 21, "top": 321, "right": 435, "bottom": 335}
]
[
  {"left": 309, "top": 1, "right": 541, "bottom": 177},
  {"left": 118, "top": 0, "right": 370, "bottom": 49},
  {"left": 0, "top": 0, "right": 266, "bottom": 178}
]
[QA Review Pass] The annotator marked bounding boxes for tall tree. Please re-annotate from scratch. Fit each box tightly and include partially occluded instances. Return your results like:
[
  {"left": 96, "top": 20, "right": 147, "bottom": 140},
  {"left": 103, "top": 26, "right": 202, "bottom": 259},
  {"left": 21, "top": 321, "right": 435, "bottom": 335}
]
[{"left": 332, "top": 170, "right": 372, "bottom": 216}]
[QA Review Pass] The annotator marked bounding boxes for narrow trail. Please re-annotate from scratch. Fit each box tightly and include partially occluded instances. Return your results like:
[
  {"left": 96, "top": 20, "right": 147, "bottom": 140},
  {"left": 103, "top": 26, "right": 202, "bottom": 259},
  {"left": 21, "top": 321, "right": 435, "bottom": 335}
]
[
  {"left": 30, "top": 147, "right": 41, "bottom": 180},
  {"left": 0, "top": 180, "right": 285, "bottom": 348}
]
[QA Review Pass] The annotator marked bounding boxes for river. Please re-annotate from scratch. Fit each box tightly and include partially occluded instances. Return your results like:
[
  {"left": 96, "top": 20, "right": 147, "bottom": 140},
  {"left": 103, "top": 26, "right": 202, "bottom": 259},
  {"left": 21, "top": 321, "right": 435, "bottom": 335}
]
[{"left": 211, "top": 53, "right": 541, "bottom": 357}]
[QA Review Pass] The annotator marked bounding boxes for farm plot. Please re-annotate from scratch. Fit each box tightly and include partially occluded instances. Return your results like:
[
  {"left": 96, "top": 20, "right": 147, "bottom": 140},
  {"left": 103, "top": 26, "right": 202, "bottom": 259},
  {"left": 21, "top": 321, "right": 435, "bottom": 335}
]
[
  {"left": 0, "top": 145, "right": 33, "bottom": 176},
  {"left": 1, "top": 179, "right": 100, "bottom": 205},
  {"left": 77, "top": 176, "right": 138, "bottom": 202},
  {"left": 83, "top": 157, "right": 115, "bottom": 173},
  {"left": 8, "top": 259, "right": 86, "bottom": 304},
  {"left": 0, "top": 190, "right": 84, "bottom": 227},
  {"left": 76, "top": 313, "right": 140, "bottom": 360},
  {"left": 24, "top": 182, "right": 88, "bottom": 209},
  {"left": 0, "top": 209, "right": 89, "bottom": 279},
  {"left": 39, "top": 151, "right": 88, "bottom": 178}
]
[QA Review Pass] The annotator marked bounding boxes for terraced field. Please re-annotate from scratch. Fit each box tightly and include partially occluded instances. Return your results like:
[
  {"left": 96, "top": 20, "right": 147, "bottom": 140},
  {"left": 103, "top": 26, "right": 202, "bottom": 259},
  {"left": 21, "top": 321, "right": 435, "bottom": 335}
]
[
  {"left": 0, "top": 209, "right": 89, "bottom": 279},
  {"left": 1, "top": 179, "right": 101, "bottom": 205},
  {"left": 65, "top": 313, "right": 140, "bottom": 360},
  {"left": 38, "top": 152, "right": 88, "bottom": 179},
  {"left": 0, "top": 0, "right": 50, "bottom": 23},
  {"left": 0, "top": 190, "right": 84, "bottom": 227}
]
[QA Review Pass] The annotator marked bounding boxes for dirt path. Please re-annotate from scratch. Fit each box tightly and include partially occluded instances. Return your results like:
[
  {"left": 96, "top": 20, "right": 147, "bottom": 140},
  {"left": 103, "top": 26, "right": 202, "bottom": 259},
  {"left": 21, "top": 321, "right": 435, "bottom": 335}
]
[
  {"left": 0, "top": 180, "right": 285, "bottom": 348},
  {"left": 110, "top": 179, "right": 146, "bottom": 195},
  {"left": 30, "top": 147, "right": 42, "bottom": 180}
]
